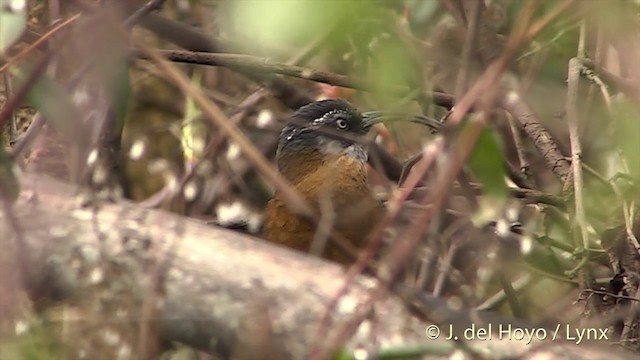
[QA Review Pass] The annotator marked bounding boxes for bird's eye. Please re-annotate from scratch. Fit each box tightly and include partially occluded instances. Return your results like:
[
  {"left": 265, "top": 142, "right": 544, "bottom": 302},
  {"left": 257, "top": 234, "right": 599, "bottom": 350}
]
[{"left": 336, "top": 118, "right": 349, "bottom": 130}]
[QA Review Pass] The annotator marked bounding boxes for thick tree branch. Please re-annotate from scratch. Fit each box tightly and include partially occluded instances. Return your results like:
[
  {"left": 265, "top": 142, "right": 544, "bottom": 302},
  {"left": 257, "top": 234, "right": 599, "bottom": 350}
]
[
  {"left": 501, "top": 91, "right": 572, "bottom": 183},
  {"left": 1, "top": 173, "right": 634, "bottom": 359},
  {"left": 132, "top": 48, "right": 458, "bottom": 110},
  {"left": 5, "top": 173, "right": 422, "bottom": 358}
]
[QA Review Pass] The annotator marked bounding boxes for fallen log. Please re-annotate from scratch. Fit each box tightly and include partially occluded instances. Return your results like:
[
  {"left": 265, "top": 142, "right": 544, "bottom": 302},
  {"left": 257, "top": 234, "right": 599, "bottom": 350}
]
[{"left": 0, "top": 172, "right": 634, "bottom": 360}]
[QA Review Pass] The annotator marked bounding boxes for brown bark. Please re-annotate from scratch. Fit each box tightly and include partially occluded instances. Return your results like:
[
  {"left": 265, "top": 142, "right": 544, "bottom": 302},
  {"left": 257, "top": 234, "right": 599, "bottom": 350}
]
[{"left": 0, "top": 172, "right": 635, "bottom": 359}]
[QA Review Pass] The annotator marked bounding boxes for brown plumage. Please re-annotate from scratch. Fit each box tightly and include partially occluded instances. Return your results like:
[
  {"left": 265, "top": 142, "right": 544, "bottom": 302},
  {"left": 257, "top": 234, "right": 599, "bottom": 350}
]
[{"left": 264, "top": 99, "right": 384, "bottom": 263}]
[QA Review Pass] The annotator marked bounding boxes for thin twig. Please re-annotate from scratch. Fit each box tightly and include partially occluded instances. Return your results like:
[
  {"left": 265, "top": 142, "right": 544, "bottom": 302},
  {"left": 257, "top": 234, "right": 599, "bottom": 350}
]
[
  {"left": 524, "top": 0, "right": 578, "bottom": 43},
  {"left": 582, "top": 289, "right": 640, "bottom": 302},
  {"left": 506, "top": 112, "right": 531, "bottom": 180},
  {"left": 134, "top": 50, "right": 392, "bottom": 92},
  {"left": 453, "top": 0, "right": 482, "bottom": 101},
  {"left": 477, "top": 275, "right": 536, "bottom": 311},
  {"left": 432, "top": 240, "right": 460, "bottom": 297},
  {"left": 134, "top": 48, "right": 458, "bottom": 109},
  {"left": 498, "top": 274, "right": 525, "bottom": 318},
  {"left": 2, "top": 72, "right": 17, "bottom": 141},
  {"left": 581, "top": 24, "right": 604, "bottom": 141},
  {"left": 125, "top": 0, "right": 167, "bottom": 28},
  {"left": 0, "top": 14, "right": 80, "bottom": 75},
  {"left": 501, "top": 91, "right": 571, "bottom": 183},
  {"left": 10, "top": 113, "right": 45, "bottom": 159},
  {"left": 565, "top": 51, "right": 590, "bottom": 280},
  {"left": 578, "top": 58, "right": 613, "bottom": 112}
]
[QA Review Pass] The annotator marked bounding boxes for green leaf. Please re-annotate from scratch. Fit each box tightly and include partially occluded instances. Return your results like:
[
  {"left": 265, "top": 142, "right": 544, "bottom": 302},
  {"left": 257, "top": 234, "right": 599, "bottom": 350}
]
[
  {"left": 11, "top": 67, "right": 88, "bottom": 149},
  {"left": 0, "top": 0, "right": 26, "bottom": 54},
  {"left": 612, "top": 99, "right": 640, "bottom": 181},
  {"left": 467, "top": 127, "right": 508, "bottom": 224},
  {"left": 331, "top": 349, "right": 354, "bottom": 360},
  {"left": 181, "top": 70, "right": 208, "bottom": 165},
  {"left": 0, "top": 145, "right": 18, "bottom": 202},
  {"left": 221, "top": 0, "right": 374, "bottom": 57},
  {"left": 375, "top": 343, "right": 453, "bottom": 359},
  {"left": 103, "top": 52, "right": 131, "bottom": 140}
]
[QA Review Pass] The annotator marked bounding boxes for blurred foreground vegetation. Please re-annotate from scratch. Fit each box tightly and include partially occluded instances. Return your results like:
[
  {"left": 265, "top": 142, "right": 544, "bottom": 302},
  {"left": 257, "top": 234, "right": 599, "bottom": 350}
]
[{"left": 1, "top": 0, "right": 640, "bottom": 359}]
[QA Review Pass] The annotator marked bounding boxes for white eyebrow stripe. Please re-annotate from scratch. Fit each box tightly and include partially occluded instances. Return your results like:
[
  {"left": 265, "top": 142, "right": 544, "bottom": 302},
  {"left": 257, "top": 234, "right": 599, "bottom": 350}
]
[{"left": 312, "top": 109, "right": 349, "bottom": 125}]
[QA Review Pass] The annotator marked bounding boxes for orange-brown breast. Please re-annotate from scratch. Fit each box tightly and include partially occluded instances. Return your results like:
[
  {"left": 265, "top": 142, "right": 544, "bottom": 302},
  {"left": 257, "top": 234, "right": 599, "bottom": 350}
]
[{"left": 264, "top": 152, "right": 384, "bottom": 263}]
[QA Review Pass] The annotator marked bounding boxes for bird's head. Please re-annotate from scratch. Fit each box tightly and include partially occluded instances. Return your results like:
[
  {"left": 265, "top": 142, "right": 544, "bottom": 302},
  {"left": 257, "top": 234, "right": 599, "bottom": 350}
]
[{"left": 277, "top": 99, "right": 372, "bottom": 168}]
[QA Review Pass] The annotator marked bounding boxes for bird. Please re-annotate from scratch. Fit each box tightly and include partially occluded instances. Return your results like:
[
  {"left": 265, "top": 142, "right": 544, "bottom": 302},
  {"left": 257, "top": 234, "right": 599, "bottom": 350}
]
[{"left": 264, "top": 99, "right": 385, "bottom": 263}]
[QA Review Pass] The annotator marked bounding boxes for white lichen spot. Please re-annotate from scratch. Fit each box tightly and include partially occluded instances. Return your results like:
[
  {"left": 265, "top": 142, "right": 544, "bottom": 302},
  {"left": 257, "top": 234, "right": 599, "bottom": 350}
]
[
  {"left": 193, "top": 137, "right": 207, "bottom": 155},
  {"left": 424, "top": 137, "right": 444, "bottom": 155},
  {"left": 49, "top": 226, "right": 70, "bottom": 238},
  {"left": 301, "top": 69, "right": 313, "bottom": 79},
  {"left": 9, "top": 0, "right": 26, "bottom": 11},
  {"left": 477, "top": 266, "right": 493, "bottom": 283},
  {"left": 89, "top": 268, "right": 104, "bottom": 284},
  {"left": 112, "top": 186, "right": 124, "bottom": 198},
  {"left": 102, "top": 329, "right": 120, "bottom": 346},
  {"left": 79, "top": 246, "right": 101, "bottom": 264},
  {"left": 183, "top": 180, "right": 199, "bottom": 201},
  {"left": 14, "top": 320, "right": 28, "bottom": 335},
  {"left": 495, "top": 219, "right": 510, "bottom": 238},
  {"left": 86, "top": 149, "right": 99, "bottom": 166},
  {"left": 506, "top": 206, "right": 519, "bottom": 222},
  {"left": 256, "top": 109, "right": 274, "bottom": 128},
  {"left": 72, "top": 208, "right": 93, "bottom": 221},
  {"left": 246, "top": 213, "right": 264, "bottom": 234},
  {"left": 357, "top": 277, "right": 377, "bottom": 290},
  {"left": 216, "top": 202, "right": 247, "bottom": 225},
  {"left": 336, "top": 296, "right": 358, "bottom": 314},
  {"left": 128, "top": 139, "right": 146, "bottom": 160},
  {"left": 356, "top": 320, "right": 371, "bottom": 338},
  {"left": 451, "top": 349, "right": 469, "bottom": 360},
  {"left": 505, "top": 91, "right": 520, "bottom": 106},
  {"left": 164, "top": 173, "right": 180, "bottom": 193},
  {"left": 72, "top": 89, "right": 90, "bottom": 107},
  {"left": 148, "top": 159, "right": 168, "bottom": 174},
  {"left": 353, "top": 349, "right": 368, "bottom": 360},
  {"left": 520, "top": 236, "right": 533, "bottom": 255},
  {"left": 92, "top": 165, "right": 108, "bottom": 185},
  {"left": 226, "top": 142, "right": 241, "bottom": 160},
  {"left": 446, "top": 296, "right": 462, "bottom": 311},
  {"left": 117, "top": 344, "right": 132, "bottom": 360},
  {"left": 527, "top": 354, "right": 553, "bottom": 360}
]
